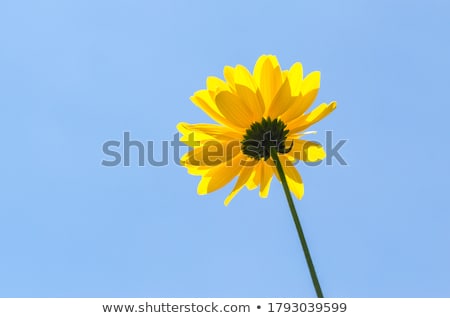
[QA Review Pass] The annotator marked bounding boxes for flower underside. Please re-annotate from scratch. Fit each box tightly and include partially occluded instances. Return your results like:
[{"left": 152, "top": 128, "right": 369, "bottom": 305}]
[
  {"left": 241, "top": 117, "right": 293, "bottom": 161},
  {"left": 177, "top": 54, "right": 337, "bottom": 205}
]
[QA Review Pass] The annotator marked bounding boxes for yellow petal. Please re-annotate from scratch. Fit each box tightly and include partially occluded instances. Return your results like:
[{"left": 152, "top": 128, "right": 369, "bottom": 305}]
[
  {"left": 281, "top": 71, "right": 320, "bottom": 123},
  {"left": 282, "top": 69, "right": 289, "bottom": 81},
  {"left": 284, "top": 164, "right": 304, "bottom": 200},
  {"left": 224, "top": 161, "right": 255, "bottom": 206},
  {"left": 270, "top": 155, "right": 304, "bottom": 200},
  {"left": 267, "top": 78, "right": 294, "bottom": 119},
  {"left": 180, "top": 139, "right": 241, "bottom": 167},
  {"left": 235, "top": 84, "right": 264, "bottom": 120},
  {"left": 190, "top": 90, "right": 241, "bottom": 130},
  {"left": 253, "top": 55, "right": 282, "bottom": 114},
  {"left": 234, "top": 65, "right": 256, "bottom": 91},
  {"left": 197, "top": 154, "right": 243, "bottom": 195},
  {"left": 207, "top": 76, "right": 229, "bottom": 93},
  {"left": 285, "top": 139, "right": 326, "bottom": 162},
  {"left": 259, "top": 161, "right": 273, "bottom": 198},
  {"left": 288, "top": 101, "right": 337, "bottom": 134},
  {"left": 215, "top": 91, "right": 254, "bottom": 128},
  {"left": 298, "top": 71, "right": 321, "bottom": 112},
  {"left": 184, "top": 164, "right": 211, "bottom": 176},
  {"left": 288, "top": 62, "right": 304, "bottom": 96},
  {"left": 177, "top": 122, "right": 241, "bottom": 146},
  {"left": 246, "top": 160, "right": 261, "bottom": 190},
  {"left": 223, "top": 66, "right": 235, "bottom": 89},
  {"left": 253, "top": 55, "right": 268, "bottom": 83},
  {"left": 301, "top": 71, "right": 321, "bottom": 96}
]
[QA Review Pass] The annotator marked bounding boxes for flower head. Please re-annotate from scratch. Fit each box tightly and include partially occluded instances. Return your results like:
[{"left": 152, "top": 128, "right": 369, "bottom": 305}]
[{"left": 178, "top": 55, "right": 336, "bottom": 205}]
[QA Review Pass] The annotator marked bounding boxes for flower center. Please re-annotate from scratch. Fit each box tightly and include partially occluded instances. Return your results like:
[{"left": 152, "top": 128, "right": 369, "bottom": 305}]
[{"left": 241, "top": 117, "right": 292, "bottom": 160}]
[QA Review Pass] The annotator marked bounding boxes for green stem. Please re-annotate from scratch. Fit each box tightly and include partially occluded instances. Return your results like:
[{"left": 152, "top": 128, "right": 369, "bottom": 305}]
[{"left": 271, "top": 148, "right": 324, "bottom": 298}]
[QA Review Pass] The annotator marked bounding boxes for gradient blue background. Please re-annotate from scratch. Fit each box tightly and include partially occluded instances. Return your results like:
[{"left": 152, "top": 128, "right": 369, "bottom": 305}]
[{"left": 1, "top": 0, "right": 449, "bottom": 297}]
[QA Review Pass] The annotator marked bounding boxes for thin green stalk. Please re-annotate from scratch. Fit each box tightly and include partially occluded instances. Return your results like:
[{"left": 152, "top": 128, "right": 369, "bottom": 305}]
[{"left": 271, "top": 148, "right": 324, "bottom": 298}]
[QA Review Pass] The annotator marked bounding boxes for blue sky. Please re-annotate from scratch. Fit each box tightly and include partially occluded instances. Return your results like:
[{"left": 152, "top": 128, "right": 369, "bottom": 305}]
[{"left": 1, "top": 0, "right": 449, "bottom": 297}]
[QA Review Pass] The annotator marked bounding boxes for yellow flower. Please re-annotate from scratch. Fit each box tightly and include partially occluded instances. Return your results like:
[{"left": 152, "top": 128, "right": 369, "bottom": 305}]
[{"left": 178, "top": 55, "right": 336, "bottom": 206}]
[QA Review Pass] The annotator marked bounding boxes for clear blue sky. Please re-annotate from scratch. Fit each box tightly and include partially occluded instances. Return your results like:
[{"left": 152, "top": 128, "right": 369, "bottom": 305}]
[{"left": 1, "top": 0, "right": 449, "bottom": 297}]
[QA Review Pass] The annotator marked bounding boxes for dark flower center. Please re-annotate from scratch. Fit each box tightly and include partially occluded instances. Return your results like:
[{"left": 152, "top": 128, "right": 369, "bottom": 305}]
[{"left": 241, "top": 117, "right": 292, "bottom": 160}]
